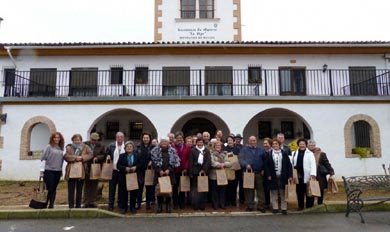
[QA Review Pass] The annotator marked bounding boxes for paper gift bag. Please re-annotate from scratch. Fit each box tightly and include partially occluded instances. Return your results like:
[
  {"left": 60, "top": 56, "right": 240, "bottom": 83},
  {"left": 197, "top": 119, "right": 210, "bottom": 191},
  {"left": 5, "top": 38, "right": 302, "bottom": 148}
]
[
  {"left": 197, "top": 173, "right": 209, "bottom": 192},
  {"left": 285, "top": 181, "right": 297, "bottom": 203},
  {"left": 89, "top": 161, "right": 101, "bottom": 180},
  {"left": 327, "top": 176, "right": 339, "bottom": 193},
  {"left": 216, "top": 169, "right": 228, "bottom": 186},
  {"left": 243, "top": 170, "right": 255, "bottom": 189},
  {"left": 158, "top": 176, "right": 172, "bottom": 194},
  {"left": 227, "top": 153, "right": 241, "bottom": 171},
  {"left": 69, "top": 162, "right": 83, "bottom": 179},
  {"left": 144, "top": 166, "right": 155, "bottom": 186},
  {"left": 126, "top": 172, "right": 139, "bottom": 191},
  {"left": 226, "top": 168, "right": 236, "bottom": 181},
  {"left": 100, "top": 158, "right": 113, "bottom": 180},
  {"left": 180, "top": 173, "right": 191, "bottom": 192},
  {"left": 307, "top": 179, "right": 321, "bottom": 197},
  {"left": 292, "top": 168, "right": 299, "bottom": 184}
]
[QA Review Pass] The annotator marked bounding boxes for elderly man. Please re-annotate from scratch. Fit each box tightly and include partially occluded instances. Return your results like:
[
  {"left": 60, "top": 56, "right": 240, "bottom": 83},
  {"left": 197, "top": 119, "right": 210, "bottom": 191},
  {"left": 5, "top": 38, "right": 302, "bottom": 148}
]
[
  {"left": 167, "top": 133, "right": 175, "bottom": 145},
  {"left": 277, "top": 133, "right": 291, "bottom": 156},
  {"left": 83, "top": 132, "right": 105, "bottom": 208},
  {"left": 239, "top": 136, "right": 266, "bottom": 212},
  {"left": 202, "top": 131, "right": 210, "bottom": 146},
  {"left": 105, "top": 132, "right": 125, "bottom": 211}
]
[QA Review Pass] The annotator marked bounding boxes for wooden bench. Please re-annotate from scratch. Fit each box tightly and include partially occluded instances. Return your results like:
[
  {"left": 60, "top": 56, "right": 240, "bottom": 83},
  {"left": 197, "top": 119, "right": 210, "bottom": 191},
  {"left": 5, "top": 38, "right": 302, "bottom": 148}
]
[{"left": 342, "top": 175, "right": 390, "bottom": 223}]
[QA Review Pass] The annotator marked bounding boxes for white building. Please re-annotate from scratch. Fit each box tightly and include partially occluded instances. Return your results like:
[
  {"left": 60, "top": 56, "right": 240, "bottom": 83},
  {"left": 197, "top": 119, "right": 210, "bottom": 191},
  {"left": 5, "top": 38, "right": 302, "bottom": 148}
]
[{"left": 0, "top": 0, "right": 389, "bottom": 180}]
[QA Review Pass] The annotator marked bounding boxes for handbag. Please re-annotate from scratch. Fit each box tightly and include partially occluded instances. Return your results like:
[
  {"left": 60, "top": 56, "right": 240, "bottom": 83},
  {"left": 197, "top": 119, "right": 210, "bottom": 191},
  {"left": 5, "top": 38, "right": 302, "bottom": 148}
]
[
  {"left": 158, "top": 175, "right": 172, "bottom": 194},
  {"left": 89, "top": 160, "right": 101, "bottom": 180},
  {"left": 319, "top": 164, "right": 329, "bottom": 175},
  {"left": 227, "top": 153, "right": 241, "bottom": 171},
  {"left": 327, "top": 176, "right": 339, "bottom": 193},
  {"left": 100, "top": 158, "right": 113, "bottom": 180},
  {"left": 197, "top": 171, "right": 209, "bottom": 192},
  {"left": 69, "top": 161, "right": 83, "bottom": 179},
  {"left": 126, "top": 172, "right": 139, "bottom": 191},
  {"left": 180, "top": 171, "right": 191, "bottom": 192},
  {"left": 243, "top": 169, "right": 255, "bottom": 189},
  {"left": 144, "top": 166, "right": 155, "bottom": 186},
  {"left": 226, "top": 168, "right": 236, "bottom": 181},
  {"left": 285, "top": 180, "right": 297, "bottom": 203},
  {"left": 29, "top": 176, "right": 48, "bottom": 209},
  {"left": 307, "top": 179, "right": 321, "bottom": 197},
  {"left": 216, "top": 169, "right": 228, "bottom": 186}
]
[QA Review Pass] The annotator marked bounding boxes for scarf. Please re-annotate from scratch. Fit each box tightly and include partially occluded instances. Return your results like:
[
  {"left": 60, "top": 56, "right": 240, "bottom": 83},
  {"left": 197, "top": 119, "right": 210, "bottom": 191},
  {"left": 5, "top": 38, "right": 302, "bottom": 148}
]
[
  {"left": 113, "top": 142, "right": 124, "bottom": 170},
  {"left": 196, "top": 146, "right": 205, "bottom": 165},
  {"left": 272, "top": 149, "right": 283, "bottom": 176},
  {"left": 72, "top": 143, "right": 82, "bottom": 156},
  {"left": 313, "top": 148, "right": 322, "bottom": 166}
]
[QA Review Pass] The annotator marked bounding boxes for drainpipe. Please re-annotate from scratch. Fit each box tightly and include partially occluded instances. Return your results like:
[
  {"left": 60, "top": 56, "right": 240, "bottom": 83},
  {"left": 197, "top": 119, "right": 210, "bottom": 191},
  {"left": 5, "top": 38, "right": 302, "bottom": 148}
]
[{"left": 4, "top": 46, "right": 17, "bottom": 69}]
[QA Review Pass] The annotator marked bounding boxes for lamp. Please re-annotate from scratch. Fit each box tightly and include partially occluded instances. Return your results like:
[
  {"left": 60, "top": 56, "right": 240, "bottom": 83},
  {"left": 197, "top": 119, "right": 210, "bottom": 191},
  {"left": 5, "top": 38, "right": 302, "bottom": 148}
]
[
  {"left": 0, "top": 113, "right": 7, "bottom": 124},
  {"left": 322, "top": 64, "right": 328, "bottom": 72}
]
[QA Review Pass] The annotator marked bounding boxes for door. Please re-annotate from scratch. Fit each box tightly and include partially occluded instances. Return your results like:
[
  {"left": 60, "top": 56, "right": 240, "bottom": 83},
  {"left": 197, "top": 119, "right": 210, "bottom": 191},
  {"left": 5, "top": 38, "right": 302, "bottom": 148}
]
[
  {"left": 69, "top": 68, "right": 98, "bottom": 96},
  {"left": 29, "top": 68, "right": 57, "bottom": 97},
  {"left": 4, "top": 68, "right": 15, "bottom": 96},
  {"left": 205, "top": 66, "right": 233, "bottom": 96},
  {"left": 349, "top": 67, "right": 377, "bottom": 96},
  {"left": 279, "top": 67, "right": 306, "bottom": 96},
  {"left": 182, "top": 117, "right": 217, "bottom": 137}
]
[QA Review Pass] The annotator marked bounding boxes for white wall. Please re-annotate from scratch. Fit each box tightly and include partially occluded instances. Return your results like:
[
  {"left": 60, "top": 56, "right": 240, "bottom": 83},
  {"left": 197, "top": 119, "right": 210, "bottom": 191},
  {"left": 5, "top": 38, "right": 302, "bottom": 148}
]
[{"left": 0, "top": 102, "right": 389, "bottom": 180}]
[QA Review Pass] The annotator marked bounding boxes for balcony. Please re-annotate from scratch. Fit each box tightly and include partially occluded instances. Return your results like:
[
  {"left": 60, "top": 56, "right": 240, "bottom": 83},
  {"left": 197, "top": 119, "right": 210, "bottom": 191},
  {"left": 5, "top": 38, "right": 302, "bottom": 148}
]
[{"left": 2, "top": 68, "right": 390, "bottom": 99}]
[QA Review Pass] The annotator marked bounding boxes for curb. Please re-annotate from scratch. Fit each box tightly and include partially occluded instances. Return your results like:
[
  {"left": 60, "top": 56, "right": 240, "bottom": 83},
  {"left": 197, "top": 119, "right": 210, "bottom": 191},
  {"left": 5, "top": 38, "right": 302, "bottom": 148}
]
[{"left": 0, "top": 202, "right": 389, "bottom": 220}]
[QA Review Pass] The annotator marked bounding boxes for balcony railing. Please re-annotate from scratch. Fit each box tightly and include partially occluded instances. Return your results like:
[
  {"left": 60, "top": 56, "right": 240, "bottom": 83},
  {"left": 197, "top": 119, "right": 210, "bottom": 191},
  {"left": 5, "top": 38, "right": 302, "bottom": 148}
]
[{"left": 2, "top": 69, "right": 390, "bottom": 98}]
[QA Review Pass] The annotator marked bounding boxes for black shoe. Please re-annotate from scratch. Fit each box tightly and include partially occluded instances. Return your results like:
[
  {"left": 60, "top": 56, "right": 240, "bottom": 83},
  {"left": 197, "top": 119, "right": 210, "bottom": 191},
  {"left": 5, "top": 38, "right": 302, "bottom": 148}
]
[
  {"left": 135, "top": 203, "right": 141, "bottom": 210},
  {"left": 281, "top": 210, "right": 288, "bottom": 215},
  {"left": 257, "top": 207, "right": 266, "bottom": 213},
  {"left": 130, "top": 208, "right": 137, "bottom": 214},
  {"left": 89, "top": 203, "right": 98, "bottom": 208},
  {"left": 108, "top": 206, "right": 114, "bottom": 211},
  {"left": 120, "top": 209, "right": 127, "bottom": 214},
  {"left": 297, "top": 207, "right": 304, "bottom": 211},
  {"left": 245, "top": 207, "right": 253, "bottom": 212},
  {"left": 272, "top": 209, "right": 279, "bottom": 214},
  {"left": 156, "top": 204, "right": 163, "bottom": 214},
  {"left": 146, "top": 202, "right": 151, "bottom": 210},
  {"left": 166, "top": 204, "right": 172, "bottom": 213}
]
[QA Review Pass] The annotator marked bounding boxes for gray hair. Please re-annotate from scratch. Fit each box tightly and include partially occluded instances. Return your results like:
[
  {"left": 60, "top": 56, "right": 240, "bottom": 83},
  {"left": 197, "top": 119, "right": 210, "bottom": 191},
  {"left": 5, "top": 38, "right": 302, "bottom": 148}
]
[
  {"left": 125, "top": 140, "right": 135, "bottom": 148},
  {"left": 308, "top": 140, "right": 316, "bottom": 145}
]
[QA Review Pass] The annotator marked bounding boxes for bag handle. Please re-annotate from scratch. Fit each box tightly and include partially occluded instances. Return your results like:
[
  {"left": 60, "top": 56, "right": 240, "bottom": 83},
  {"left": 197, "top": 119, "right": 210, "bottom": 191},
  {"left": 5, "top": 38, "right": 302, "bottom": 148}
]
[
  {"left": 181, "top": 170, "right": 188, "bottom": 176},
  {"left": 105, "top": 156, "right": 111, "bottom": 164},
  {"left": 199, "top": 170, "right": 206, "bottom": 176},
  {"left": 246, "top": 168, "right": 253, "bottom": 173}
]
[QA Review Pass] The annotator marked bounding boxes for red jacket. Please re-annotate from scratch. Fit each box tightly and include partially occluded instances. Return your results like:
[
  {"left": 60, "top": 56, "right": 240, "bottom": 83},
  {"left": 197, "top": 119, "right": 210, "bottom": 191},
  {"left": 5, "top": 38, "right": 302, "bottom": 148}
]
[{"left": 173, "top": 143, "right": 190, "bottom": 173}]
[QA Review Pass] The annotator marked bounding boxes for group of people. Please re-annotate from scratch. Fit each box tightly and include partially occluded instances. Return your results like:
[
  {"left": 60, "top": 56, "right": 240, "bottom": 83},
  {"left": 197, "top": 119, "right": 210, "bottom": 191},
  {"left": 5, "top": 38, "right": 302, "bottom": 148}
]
[{"left": 40, "top": 130, "right": 335, "bottom": 215}]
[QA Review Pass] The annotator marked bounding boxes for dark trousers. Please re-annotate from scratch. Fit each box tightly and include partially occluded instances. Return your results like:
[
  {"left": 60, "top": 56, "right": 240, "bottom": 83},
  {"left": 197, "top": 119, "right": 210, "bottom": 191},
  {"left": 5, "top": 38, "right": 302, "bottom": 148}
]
[
  {"left": 317, "top": 188, "right": 325, "bottom": 205},
  {"left": 191, "top": 178, "right": 207, "bottom": 210},
  {"left": 296, "top": 179, "right": 315, "bottom": 209},
  {"left": 137, "top": 183, "right": 156, "bottom": 207},
  {"left": 172, "top": 173, "right": 186, "bottom": 209},
  {"left": 83, "top": 178, "right": 98, "bottom": 207},
  {"left": 118, "top": 176, "right": 138, "bottom": 212},
  {"left": 108, "top": 170, "right": 120, "bottom": 208},
  {"left": 68, "top": 179, "right": 84, "bottom": 208},
  {"left": 43, "top": 170, "right": 62, "bottom": 208},
  {"left": 210, "top": 180, "right": 227, "bottom": 209},
  {"left": 227, "top": 178, "right": 238, "bottom": 206},
  {"left": 263, "top": 178, "right": 270, "bottom": 207},
  {"left": 237, "top": 170, "right": 245, "bottom": 203}
]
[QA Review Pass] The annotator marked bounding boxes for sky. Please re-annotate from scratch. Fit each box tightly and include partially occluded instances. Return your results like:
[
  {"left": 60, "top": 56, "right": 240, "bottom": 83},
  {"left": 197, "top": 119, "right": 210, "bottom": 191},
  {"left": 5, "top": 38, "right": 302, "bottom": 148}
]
[{"left": 0, "top": 0, "right": 389, "bottom": 43}]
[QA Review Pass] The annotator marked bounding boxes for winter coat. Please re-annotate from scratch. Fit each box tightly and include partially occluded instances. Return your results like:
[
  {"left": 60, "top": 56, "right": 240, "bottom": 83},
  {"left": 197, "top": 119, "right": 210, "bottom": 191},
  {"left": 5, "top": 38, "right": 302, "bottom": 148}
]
[
  {"left": 188, "top": 147, "right": 212, "bottom": 178},
  {"left": 264, "top": 150, "right": 292, "bottom": 190},
  {"left": 209, "top": 150, "right": 232, "bottom": 180},
  {"left": 64, "top": 144, "right": 93, "bottom": 181},
  {"left": 292, "top": 149, "right": 317, "bottom": 184}
]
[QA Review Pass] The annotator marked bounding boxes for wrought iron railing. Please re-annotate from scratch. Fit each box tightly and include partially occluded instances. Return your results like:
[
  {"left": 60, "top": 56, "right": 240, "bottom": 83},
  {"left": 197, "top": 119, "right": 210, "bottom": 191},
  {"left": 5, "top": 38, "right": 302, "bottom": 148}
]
[{"left": 1, "top": 69, "right": 389, "bottom": 98}]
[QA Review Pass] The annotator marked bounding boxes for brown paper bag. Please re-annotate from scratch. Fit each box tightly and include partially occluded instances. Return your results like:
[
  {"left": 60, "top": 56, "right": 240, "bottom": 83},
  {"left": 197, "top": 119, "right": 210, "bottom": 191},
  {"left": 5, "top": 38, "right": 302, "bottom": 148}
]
[
  {"left": 126, "top": 172, "right": 139, "bottom": 191},
  {"left": 197, "top": 172, "right": 209, "bottom": 192},
  {"left": 180, "top": 172, "right": 191, "bottom": 192},
  {"left": 100, "top": 158, "right": 113, "bottom": 180},
  {"left": 216, "top": 169, "right": 228, "bottom": 186},
  {"left": 69, "top": 162, "right": 83, "bottom": 179},
  {"left": 89, "top": 161, "right": 101, "bottom": 180},
  {"left": 243, "top": 170, "right": 255, "bottom": 189},
  {"left": 227, "top": 153, "right": 241, "bottom": 171},
  {"left": 226, "top": 168, "right": 236, "bottom": 181},
  {"left": 307, "top": 179, "right": 321, "bottom": 197},
  {"left": 158, "top": 176, "right": 172, "bottom": 194},
  {"left": 144, "top": 166, "right": 155, "bottom": 186},
  {"left": 292, "top": 169, "right": 299, "bottom": 184},
  {"left": 285, "top": 181, "right": 297, "bottom": 203},
  {"left": 327, "top": 176, "right": 339, "bottom": 193}
]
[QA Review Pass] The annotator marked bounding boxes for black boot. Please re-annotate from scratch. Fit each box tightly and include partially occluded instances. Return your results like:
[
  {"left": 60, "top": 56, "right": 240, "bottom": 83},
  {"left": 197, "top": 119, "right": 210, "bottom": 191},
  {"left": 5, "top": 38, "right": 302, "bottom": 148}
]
[{"left": 166, "top": 203, "right": 172, "bottom": 213}]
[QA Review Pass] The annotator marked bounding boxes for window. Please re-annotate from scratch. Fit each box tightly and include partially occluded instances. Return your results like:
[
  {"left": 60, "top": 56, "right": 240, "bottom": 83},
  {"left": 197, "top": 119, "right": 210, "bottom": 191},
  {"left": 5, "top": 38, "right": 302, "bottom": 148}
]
[
  {"left": 129, "top": 122, "right": 143, "bottom": 140},
  {"left": 29, "top": 68, "right": 57, "bottom": 97},
  {"left": 135, "top": 67, "right": 149, "bottom": 84},
  {"left": 348, "top": 67, "right": 377, "bottom": 96},
  {"left": 281, "top": 121, "right": 294, "bottom": 139},
  {"left": 248, "top": 67, "right": 262, "bottom": 84},
  {"left": 4, "top": 68, "right": 16, "bottom": 97},
  {"left": 279, "top": 67, "right": 306, "bottom": 96},
  {"left": 353, "top": 120, "right": 371, "bottom": 148},
  {"left": 181, "top": 0, "right": 196, "bottom": 19},
  {"left": 205, "top": 66, "right": 233, "bottom": 96},
  {"left": 258, "top": 121, "right": 272, "bottom": 139},
  {"left": 199, "top": 0, "right": 214, "bottom": 19},
  {"left": 162, "top": 67, "right": 190, "bottom": 96},
  {"left": 106, "top": 121, "right": 120, "bottom": 140},
  {"left": 70, "top": 68, "right": 98, "bottom": 96},
  {"left": 110, "top": 67, "right": 123, "bottom": 85}
]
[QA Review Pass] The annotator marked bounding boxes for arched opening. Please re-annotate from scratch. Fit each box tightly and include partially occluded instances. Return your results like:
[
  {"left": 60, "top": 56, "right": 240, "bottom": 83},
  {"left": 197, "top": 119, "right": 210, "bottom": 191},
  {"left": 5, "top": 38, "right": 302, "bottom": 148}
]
[
  {"left": 20, "top": 116, "right": 57, "bottom": 160},
  {"left": 88, "top": 108, "right": 157, "bottom": 146},
  {"left": 171, "top": 111, "right": 230, "bottom": 138},
  {"left": 243, "top": 108, "right": 313, "bottom": 144}
]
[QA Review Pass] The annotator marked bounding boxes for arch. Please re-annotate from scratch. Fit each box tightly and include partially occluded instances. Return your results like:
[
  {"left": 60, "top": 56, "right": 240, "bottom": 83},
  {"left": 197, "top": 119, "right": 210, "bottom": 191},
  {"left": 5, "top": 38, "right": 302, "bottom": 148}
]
[
  {"left": 170, "top": 111, "right": 230, "bottom": 138},
  {"left": 344, "top": 114, "right": 381, "bottom": 158},
  {"left": 87, "top": 108, "right": 158, "bottom": 144},
  {"left": 243, "top": 108, "right": 313, "bottom": 144},
  {"left": 20, "top": 116, "right": 57, "bottom": 160}
]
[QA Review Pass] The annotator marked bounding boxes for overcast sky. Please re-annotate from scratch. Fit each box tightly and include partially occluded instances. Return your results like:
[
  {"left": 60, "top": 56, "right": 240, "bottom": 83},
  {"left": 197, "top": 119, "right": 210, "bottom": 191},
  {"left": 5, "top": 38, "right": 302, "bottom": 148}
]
[{"left": 0, "top": 0, "right": 389, "bottom": 43}]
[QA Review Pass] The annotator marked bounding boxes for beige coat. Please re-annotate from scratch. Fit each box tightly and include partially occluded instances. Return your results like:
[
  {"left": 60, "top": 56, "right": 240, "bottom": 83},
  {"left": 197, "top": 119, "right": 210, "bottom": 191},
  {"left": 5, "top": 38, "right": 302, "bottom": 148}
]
[
  {"left": 64, "top": 144, "right": 93, "bottom": 180},
  {"left": 209, "top": 151, "right": 232, "bottom": 180}
]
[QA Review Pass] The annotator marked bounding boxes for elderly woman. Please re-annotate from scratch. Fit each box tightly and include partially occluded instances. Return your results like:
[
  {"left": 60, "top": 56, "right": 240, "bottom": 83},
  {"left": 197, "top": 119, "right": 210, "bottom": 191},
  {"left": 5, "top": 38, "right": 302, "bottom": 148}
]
[
  {"left": 224, "top": 136, "right": 240, "bottom": 206},
  {"left": 189, "top": 138, "right": 211, "bottom": 211},
  {"left": 41, "top": 132, "right": 65, "bottom": 209},
  {"left": 64, "top": 134, "right": 93, "bottom": 208},
  {"left": 292, "top": 138, "right": 317, "bottom": 210},
  {"left": 264, "top": 139, "right": 292, "bottom": 215},
  {"left": 308, "top": 140, "right": 335, "bottom": 205},
  {"left": 151, "top": 138, "right": 180, "bottom": 213},
  {"left": 262, "top": 137, "right": 273, "bottom": 210},
  {"left": 117, "top": 141, "right": 139, "bottom": 214},
  {"left": 210, "top": 141, "right": 231, "bottom": 209}
]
